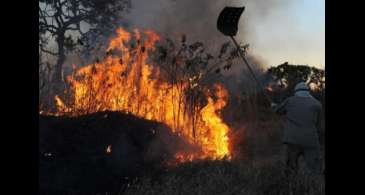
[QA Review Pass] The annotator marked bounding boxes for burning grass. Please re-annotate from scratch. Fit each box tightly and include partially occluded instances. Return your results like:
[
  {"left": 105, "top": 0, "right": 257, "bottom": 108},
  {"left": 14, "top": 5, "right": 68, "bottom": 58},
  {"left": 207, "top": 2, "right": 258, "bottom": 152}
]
[
  {"left": 45, "top": 27, "right": 240, "bottom": 161},
  {"left": 39, "top": 26, "right": 325, "bottom": 195},
  {"left": 40, "top": 96, "right": 325, "bottom": 195}
]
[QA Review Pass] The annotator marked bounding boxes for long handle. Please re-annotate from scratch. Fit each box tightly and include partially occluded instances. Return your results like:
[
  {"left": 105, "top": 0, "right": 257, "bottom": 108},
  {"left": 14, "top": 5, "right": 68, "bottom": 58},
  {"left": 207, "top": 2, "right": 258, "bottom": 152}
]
[{"left": 230, "top": 36, "right": 272, "bottom": 103}]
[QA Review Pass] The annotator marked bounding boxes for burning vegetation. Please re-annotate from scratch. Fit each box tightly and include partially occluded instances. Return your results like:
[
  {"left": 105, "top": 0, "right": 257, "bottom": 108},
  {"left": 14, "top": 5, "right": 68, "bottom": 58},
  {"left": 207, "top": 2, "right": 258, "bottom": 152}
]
[
  {"left": 43, "top": 27, "right": 237, "bottom": 162},
  {"left": 39, "top": 2, "right": 325, "bottom": 194}
]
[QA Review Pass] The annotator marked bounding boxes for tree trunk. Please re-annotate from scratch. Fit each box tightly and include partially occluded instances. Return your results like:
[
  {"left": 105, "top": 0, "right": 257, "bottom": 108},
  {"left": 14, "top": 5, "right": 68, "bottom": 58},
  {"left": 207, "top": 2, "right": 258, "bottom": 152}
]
[
  {"left": 52, "top": 34, "right": 66, "bottom": 94},
  {"left": 53, "top": 36, "right": 65, "bottom": 83}
]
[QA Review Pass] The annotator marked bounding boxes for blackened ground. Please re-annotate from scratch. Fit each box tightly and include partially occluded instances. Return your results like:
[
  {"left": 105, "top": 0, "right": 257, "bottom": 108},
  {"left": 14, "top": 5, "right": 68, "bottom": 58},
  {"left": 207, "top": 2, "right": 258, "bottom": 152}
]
[{"left": 39, "top": 111, "right": 192, "bottom": 194}]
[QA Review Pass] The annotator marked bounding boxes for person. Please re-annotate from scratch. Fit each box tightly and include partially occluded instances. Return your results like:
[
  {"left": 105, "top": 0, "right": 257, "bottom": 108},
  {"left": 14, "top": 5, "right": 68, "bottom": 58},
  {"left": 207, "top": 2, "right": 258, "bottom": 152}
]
[{"left": 272, "top": 82, "right": 323, "bottom": 176}]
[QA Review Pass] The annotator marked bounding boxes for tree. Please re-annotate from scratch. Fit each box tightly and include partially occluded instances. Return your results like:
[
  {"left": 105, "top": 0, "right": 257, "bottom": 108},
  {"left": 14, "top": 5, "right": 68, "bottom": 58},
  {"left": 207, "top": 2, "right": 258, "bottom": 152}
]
[
  {"left": 267, "top": 62, "right": 325, "bottom": 101},
  {"left": 39, "top": 0, "right": 130, "bottom": 88}
]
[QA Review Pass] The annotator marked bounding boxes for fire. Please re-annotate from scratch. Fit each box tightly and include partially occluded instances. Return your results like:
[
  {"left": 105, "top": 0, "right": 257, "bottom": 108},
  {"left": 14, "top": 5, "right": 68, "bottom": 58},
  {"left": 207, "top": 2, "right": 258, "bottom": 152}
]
[
  {"left": 54, "top": 95, "right": 71, "bottom": 114},
  {"left": 51, "top": 27, "right": 232, "bottom": 161},
  {"left": 106, "top": 145, "right": 112, "bottom": 154}
]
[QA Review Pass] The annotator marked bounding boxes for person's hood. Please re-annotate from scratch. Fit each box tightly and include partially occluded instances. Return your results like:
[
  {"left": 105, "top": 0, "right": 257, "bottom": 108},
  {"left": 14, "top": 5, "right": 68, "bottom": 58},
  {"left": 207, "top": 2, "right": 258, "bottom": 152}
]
[
  {"left": 294, "top": 82, "right": 312, "bottom": 98},
  {"left": 294, "top": 82, "right": 309, "bottom": 91},
  {"left": 295, "top": 90, "right": 312, "bottom": 97}
]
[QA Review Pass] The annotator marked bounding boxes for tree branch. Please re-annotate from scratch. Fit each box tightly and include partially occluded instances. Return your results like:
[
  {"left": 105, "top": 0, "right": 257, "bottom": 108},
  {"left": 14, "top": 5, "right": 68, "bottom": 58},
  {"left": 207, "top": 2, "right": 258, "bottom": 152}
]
[
  {"left": 53, "top": 0, "right": 65, "bottom": 29},
  {"left": 40, "top": 47, "right": 59, "bottom": 56},
  {"left": 64, "top": 14, "right": 89, "bottom": 27},
  {"left": 40, "top": 23, "right": 58, "bottom": 34},
  {"left": 65, "top": 26, "right": 80, "bottom": 31}
]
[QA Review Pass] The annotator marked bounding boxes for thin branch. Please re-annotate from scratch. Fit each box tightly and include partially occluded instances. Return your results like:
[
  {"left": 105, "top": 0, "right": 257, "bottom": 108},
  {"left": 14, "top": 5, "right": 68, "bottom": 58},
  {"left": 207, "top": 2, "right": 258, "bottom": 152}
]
[
  {"left": 53, "top": 0, "right": 65, "bottom": 29},
  {"left": 64, "top": 14, "right": 89, "bottom": 27},
  {"left": 40, "top": 47, "right": 59, "bottom": 56},
  {"left": 40, "top": 23, "right": 58, "bottom": 34},
  {"left": 65, "top": 26, "right": 79, "bottom": 31}
]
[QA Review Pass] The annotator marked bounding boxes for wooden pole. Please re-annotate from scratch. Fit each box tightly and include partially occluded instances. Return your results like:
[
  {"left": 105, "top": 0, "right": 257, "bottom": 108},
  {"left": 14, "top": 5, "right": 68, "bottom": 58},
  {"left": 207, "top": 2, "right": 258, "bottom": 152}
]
[{"left": 230, "top": 36, "right": 272, "bottom": 103}]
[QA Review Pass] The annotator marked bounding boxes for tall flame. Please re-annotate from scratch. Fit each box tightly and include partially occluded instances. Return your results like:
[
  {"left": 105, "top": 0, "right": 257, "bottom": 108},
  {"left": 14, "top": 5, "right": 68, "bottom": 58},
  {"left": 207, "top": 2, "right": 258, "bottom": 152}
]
[{"left": 53, "top": 27, "right": 231, "bottom": 161}]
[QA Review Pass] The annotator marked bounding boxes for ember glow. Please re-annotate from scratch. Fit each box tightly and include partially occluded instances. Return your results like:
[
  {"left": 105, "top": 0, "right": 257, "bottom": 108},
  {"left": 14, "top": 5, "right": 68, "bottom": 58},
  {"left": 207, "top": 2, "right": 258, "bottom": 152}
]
[
  {"left": 106, "top": 145, "right": 112, "bottom": 154},
  {"left": 266, "top": 85, "right": 273, "bottom": 92},
  {"left": 51, "top": 27, "right": 231, "bottom": 161}
]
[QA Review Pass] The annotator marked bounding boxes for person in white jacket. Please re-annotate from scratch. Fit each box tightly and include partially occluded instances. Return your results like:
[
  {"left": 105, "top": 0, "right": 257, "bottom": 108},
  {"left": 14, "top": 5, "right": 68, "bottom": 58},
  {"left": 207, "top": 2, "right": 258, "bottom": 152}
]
[{"left": 272, "top": 82, "right": 323, "bottom": 175}]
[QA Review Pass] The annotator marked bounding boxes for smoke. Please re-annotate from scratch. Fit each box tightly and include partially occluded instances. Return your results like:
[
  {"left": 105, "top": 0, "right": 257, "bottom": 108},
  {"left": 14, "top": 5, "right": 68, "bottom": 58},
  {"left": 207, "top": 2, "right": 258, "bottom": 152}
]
[
  {"left": 57, "top": 0, "right": 296, "bottom": 99},
  {"left": 126, "top": 0, "right": 291, "bottom": 51},
  {"left": 62, "top": 0, "right": 294, "bottom": 81},
  {"left": 125, "top": 0, "right": 293, "bottom": 93}
]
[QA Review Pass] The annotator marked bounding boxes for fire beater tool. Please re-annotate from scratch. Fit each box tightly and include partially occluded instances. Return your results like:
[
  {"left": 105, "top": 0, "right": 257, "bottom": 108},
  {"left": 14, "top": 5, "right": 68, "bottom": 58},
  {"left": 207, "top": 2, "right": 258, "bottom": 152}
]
[{"left": 217, "top": 6, "right": 272, "bottom": 103}]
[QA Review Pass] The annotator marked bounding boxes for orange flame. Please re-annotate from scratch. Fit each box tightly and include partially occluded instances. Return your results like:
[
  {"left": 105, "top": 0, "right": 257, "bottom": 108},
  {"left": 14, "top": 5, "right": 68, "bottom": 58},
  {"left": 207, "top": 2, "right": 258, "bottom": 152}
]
[{"left": 52, "top": 27, "right": 231, "bottom": 161}]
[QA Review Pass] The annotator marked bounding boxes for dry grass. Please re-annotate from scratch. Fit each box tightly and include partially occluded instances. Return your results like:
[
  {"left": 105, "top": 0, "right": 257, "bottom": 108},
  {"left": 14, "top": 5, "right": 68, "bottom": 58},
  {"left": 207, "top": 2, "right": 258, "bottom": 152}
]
[
  {"left": 123, "top": 159, "right": 324, "bottom": 195},
  {"left": 122, "top": 110, "right": 325, "bottom": 195}
]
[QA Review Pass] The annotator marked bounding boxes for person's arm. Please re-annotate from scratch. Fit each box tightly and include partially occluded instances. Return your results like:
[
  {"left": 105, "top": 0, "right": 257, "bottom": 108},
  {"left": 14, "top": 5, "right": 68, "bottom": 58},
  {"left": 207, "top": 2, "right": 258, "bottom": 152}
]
[{"left": 272, "top": 98, "right": 289, "bottom": 115}]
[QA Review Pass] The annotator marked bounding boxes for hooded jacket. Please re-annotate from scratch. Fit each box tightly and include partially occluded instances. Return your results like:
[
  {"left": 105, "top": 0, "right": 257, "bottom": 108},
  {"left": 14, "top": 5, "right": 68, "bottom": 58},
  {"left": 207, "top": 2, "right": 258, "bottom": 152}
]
[{"left": 274, "top": 84, "right": 323, "bottom": 147}]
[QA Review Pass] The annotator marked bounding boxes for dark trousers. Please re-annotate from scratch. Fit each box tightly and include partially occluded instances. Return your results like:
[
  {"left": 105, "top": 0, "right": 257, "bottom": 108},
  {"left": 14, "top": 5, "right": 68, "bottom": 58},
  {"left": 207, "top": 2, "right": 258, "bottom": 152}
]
[{"left": 284, "top": 143, "right": 321, "bottom": 176}]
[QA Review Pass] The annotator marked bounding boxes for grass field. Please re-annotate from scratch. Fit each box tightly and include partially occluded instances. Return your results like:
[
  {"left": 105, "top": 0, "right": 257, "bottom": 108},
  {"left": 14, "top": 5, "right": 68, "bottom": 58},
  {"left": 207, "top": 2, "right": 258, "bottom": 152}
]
[
  {"left": 123, "top": 159, "right": 324, "bottom": 195},
  {"left": 122, "top": 110, "right": 325, "bottom": 195}
]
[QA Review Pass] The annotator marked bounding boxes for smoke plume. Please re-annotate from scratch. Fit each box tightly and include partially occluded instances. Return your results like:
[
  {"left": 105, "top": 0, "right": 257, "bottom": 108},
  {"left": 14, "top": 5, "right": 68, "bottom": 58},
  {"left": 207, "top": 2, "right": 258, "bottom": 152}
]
[
  {"left": 125, "top": 0, "right": 291, "bottom": 53},
  {"left": 124, "top": 0, "right": 293, "bottom": 92}
]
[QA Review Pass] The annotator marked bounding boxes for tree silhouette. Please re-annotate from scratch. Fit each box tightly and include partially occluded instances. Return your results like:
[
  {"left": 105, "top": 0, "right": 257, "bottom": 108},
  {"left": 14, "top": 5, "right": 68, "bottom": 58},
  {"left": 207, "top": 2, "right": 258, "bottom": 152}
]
[
  {"left": 267, "top": 62, "right": 325, "bottom": 101},
  {"left": 39, "top": 0, "right": 130, "bottom": 87}
]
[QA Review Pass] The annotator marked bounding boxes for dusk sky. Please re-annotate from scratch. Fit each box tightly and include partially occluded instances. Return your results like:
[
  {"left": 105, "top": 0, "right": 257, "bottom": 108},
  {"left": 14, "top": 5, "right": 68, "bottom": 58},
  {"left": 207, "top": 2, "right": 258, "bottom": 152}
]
[
  {"left": 127, "top": 0, "right": 325, "bottom": 69},
  {"left": 239, "top": 0, "right": 325, "bottom": 68},
  {"left": 42, "top": 0, "right": 325, "bottom": 70}
]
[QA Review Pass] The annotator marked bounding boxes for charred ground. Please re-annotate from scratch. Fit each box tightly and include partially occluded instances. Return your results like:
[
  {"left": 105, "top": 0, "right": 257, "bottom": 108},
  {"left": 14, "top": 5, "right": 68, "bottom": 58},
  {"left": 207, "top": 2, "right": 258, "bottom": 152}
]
[{"left": 39, "top": 111, "right": 195, "bottom": 194}]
